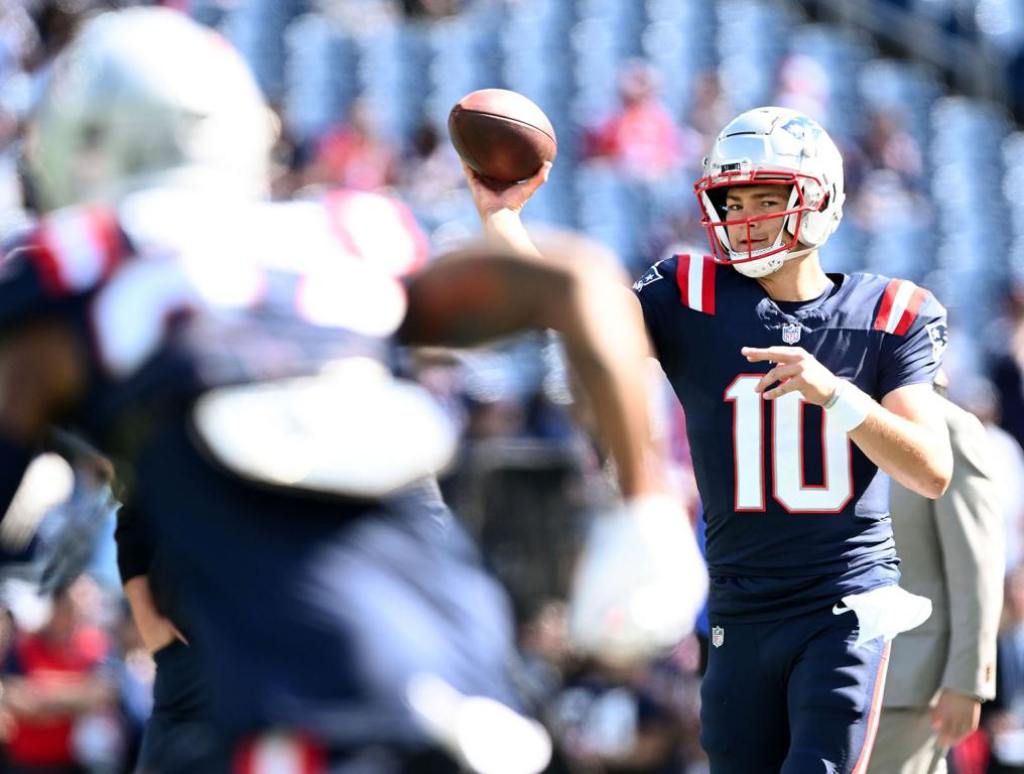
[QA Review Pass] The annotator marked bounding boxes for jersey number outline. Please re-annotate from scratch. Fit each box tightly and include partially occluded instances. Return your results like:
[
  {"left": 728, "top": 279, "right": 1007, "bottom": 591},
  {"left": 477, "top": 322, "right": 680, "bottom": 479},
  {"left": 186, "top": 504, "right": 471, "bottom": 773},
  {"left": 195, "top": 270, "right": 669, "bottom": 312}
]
[{"left": 724, "top": 375, "right": 854, "bottom": 513}]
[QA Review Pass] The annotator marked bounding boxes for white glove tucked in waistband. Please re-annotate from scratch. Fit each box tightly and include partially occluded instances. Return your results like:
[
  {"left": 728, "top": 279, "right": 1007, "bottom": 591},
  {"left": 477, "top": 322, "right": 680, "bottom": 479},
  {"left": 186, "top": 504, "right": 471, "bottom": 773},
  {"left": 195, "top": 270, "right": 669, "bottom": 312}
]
[{"left": 833, "top": 584, "right": 932, "bottom": 648}]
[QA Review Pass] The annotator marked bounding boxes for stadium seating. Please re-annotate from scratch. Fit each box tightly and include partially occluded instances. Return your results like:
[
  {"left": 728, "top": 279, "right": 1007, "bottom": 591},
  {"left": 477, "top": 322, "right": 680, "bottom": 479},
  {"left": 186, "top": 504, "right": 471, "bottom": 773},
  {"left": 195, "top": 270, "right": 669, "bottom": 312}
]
[{"left": 195, "top": 0, "right": 1023, "bottom": 344}]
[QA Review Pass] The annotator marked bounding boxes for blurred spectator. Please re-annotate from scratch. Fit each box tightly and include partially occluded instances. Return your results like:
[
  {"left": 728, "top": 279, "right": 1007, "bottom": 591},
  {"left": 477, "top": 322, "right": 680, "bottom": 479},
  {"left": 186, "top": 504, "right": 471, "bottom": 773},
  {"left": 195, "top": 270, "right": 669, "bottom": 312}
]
[
  {"left": 2, "top": 577, "right": 120, "bottom": 774},
  {"left": 0, "top": 5, "right": 35, "bottom": 79},
  {"left": 0, "top": 4, "right": 36, "bottom": 149},
  {"left": 774, "top": 53, "right": 831, "bottom": 122},
  {"left": 686, "top": 71, "right": 731, "bottom": 144},
  {"left": 267, "top": 104, "right": 306, "bottom": 201},
  {"left": 990, "top": 287, "right": 1024, "bottom": 455},
  {"left": 109, "top": 605, "right": 152, "bottom": 773},
  {"left": 550, "top": 649, "right": 701, "bottom": 773},
  {"left": 399, "top": 0, "right": 464, "bottom": 19},
  {"left": 853, "top": 169, "right": 928, "bottom": 230},
  {"left": 400, "top": 122, "right": 462, "bottom": 197},
  {"left": 585, "top": 61, "right": 681, "bottom": 181},
  {"left": 304, "top": 97, "right": 399, "bottom": 192},
  {"left": 862, "top": 109, "right": 925, "bottom": 185},
  {"left": 848, "top": 167, "right": 934, "bottom": 279},
  {"left": 395, "top": 119, "right": 468, "bottom": 233},
  {"left": 517, "top": 598, "right": 570, "bottom": 709}
]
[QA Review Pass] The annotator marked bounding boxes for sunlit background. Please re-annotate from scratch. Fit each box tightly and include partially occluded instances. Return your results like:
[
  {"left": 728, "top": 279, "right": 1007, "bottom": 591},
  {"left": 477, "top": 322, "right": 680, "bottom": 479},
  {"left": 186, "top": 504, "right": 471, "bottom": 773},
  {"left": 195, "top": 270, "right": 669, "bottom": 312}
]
[
  {"left": 105, "top": 0, "right": 1024, "bottom": 414},
  {"left": 2, "top": 1, "right": 1024, "bottom": 771}
]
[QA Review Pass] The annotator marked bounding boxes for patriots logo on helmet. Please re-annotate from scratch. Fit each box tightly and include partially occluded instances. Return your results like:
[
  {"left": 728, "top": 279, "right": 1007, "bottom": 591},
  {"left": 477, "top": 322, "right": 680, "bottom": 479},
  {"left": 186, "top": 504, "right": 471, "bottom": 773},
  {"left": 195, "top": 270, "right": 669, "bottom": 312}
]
[
  {"left": 780, "top": 116, "right": 822, "bottom": 156},
  {"left": 926, "top": 321, "right": 949, "bottom": 361},
  {"left": 633, "top": 263, "right": 664, "bottom": 292}
]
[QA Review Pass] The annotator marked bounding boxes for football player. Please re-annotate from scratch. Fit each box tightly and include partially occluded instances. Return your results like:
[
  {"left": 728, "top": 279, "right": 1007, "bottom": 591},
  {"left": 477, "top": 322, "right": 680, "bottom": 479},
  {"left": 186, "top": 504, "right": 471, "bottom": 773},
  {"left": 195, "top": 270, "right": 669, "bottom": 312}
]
[
  {"left": 466, "top": 107, "right": 953, "bottom": 773},
  {"left": 0, "top": 8, "right": 706, "bottom": 773}
]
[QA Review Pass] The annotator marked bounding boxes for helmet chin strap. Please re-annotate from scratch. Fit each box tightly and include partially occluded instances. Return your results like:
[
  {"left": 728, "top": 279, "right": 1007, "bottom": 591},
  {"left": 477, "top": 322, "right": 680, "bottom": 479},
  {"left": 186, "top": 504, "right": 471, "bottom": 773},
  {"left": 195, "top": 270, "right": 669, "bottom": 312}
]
[
  {"left": 730, "top": 239, "right": 815, "bottom": 279},
  {"left": 778, "top": 244, "right": 816, "bottom": 263}
]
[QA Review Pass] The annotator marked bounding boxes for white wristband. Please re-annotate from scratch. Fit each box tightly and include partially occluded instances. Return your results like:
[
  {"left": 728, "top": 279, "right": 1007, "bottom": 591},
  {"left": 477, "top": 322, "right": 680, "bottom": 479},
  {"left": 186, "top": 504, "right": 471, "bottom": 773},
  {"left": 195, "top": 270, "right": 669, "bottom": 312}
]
[{"left": 824, "top": 380, "right": 872, "bottom": 433}]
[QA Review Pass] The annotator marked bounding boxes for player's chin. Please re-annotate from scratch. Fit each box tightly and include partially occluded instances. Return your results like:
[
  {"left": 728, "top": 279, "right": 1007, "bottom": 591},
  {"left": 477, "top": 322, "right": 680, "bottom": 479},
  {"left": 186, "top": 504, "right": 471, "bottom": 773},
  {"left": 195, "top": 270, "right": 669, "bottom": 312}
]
[{"left": 727, "top": 237, "right": 771, "bottom": 255}]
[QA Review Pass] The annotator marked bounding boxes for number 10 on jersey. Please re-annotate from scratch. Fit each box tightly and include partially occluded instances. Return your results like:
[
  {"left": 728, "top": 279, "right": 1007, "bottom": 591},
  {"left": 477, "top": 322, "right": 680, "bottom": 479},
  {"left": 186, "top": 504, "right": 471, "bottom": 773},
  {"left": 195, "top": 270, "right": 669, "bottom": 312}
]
[{"left": 725, "top": 375, "right": 854, "bottom": 513}]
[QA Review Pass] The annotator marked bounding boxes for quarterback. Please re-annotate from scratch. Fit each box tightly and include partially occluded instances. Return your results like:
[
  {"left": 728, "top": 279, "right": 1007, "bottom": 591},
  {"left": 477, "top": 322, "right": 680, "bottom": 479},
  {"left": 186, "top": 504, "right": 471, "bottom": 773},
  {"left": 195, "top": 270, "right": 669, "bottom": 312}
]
[{"left": 467, "top": 107, "right": 953, "bottom": 773}]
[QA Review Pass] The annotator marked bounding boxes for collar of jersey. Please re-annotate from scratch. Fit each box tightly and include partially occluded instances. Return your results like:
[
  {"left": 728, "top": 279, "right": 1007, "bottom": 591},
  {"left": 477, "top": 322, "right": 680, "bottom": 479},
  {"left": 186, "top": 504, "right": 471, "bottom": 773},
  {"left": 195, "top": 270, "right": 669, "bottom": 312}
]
[{"left": 769, "top": 274, "right": 839, "bottom": 317}]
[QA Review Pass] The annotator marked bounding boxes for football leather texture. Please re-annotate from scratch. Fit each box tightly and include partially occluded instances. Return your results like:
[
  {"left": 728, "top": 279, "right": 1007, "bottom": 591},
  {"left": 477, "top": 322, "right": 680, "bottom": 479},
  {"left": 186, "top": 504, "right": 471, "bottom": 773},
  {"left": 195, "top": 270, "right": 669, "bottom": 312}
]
[{"left": 448, "top": 89, "right": 557, "bottom": 182}]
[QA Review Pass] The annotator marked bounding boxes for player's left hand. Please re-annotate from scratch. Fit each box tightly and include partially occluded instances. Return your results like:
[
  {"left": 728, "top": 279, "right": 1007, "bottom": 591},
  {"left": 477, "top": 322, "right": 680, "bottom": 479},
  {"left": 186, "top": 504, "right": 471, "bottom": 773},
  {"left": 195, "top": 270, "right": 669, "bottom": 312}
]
[
  {"left": 741, "top": 346, "right": 840, "bottom": 405},
  {"left": 931, "top": 689, "right": 981, "bottom": 749}
]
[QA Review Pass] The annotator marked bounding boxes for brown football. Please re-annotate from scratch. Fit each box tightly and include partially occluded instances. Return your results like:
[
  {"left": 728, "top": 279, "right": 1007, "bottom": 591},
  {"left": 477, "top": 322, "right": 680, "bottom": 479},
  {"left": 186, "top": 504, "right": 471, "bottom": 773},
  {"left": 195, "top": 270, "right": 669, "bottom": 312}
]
[{"left": 448, "top": 88, "right": 557, "bottom": 182}]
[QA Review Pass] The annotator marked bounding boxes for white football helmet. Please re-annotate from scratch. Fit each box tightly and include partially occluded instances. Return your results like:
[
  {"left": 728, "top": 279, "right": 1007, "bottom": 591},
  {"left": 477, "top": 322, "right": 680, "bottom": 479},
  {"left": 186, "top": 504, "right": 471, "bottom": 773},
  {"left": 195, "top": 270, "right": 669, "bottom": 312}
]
[
  {"left": 695, "top": 107, "right": 845, "bottom": 278},
  {"left": 26, "top": 8, "right": 274, "bottom": 212}
]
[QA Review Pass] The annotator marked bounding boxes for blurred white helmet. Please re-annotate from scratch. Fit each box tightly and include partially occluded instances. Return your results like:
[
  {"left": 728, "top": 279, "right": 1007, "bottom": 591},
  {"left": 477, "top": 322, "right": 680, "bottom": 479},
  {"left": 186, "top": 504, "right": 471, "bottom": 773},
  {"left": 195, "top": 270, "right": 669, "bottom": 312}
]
[
  {"left": 695, "top": 107, "right": 845, "bottom": 278},
  {"left": 26, "top": 8, "right": 274, "bottom": 212}
]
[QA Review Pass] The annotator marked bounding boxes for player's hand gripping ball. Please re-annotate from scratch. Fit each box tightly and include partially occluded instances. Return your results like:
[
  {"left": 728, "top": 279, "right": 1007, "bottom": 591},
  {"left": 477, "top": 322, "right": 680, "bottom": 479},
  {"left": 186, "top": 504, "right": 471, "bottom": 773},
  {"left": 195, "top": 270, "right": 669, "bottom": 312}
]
[{"left": 448, "top": 89, "right": 557, "bottom": 183}]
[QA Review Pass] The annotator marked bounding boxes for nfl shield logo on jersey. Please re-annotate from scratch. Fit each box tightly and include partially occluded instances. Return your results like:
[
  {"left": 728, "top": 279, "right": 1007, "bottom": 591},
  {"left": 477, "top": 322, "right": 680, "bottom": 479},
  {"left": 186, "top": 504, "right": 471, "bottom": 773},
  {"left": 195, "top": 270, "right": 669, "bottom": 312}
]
[
  {"left": 782, "top": 323, "right": 801, "bottom": 344},
  {"left": 711, "top": 626, "right": 725, "bottom": 648}
]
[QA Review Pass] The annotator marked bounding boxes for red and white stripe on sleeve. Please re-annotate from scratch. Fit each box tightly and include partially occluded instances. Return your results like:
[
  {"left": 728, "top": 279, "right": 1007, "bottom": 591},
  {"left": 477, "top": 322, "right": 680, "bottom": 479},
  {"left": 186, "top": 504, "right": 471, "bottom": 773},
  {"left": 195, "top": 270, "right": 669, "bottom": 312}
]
[
  {"left": 674, "top": 254, "right": 716, "bottom": 315},
  {"left": 323, "top": 190, "right": 429, "bottom": 278},
  {"left": 872, "top": 278, "right": 928, "bottom": 336},
  {"left": 29, "top": 206, "right": 125, "bottom": 295}
]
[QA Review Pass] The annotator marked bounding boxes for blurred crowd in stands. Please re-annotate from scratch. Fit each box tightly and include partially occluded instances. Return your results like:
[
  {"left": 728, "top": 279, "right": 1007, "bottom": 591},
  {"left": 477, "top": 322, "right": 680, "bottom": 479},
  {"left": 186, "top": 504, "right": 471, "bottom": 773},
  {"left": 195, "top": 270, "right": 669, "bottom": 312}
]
[{"left": 2, "top": 0, "right": 1024, "bottom": 771}]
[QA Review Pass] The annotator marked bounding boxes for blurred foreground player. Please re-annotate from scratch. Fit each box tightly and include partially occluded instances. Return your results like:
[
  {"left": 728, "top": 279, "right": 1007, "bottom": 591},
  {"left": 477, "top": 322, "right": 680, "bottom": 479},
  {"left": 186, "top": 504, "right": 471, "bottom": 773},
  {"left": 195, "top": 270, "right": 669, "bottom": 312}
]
[
  {"left": 115, "top": 502, "right": 212, "bottom": 774},
  {"left": 468, "top": 107, "right": 954, "bottom": 773},
  {"left": 0, "top": 8, "right": 706, "bottom": 773}
]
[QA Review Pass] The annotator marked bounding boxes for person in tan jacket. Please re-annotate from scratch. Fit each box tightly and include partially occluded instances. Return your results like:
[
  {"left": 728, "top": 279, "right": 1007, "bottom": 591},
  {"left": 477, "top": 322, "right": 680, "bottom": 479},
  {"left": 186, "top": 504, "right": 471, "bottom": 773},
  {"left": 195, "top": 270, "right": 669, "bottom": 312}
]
[{"left": 870, "top": 388, "right": 1004, "bottom": 774}]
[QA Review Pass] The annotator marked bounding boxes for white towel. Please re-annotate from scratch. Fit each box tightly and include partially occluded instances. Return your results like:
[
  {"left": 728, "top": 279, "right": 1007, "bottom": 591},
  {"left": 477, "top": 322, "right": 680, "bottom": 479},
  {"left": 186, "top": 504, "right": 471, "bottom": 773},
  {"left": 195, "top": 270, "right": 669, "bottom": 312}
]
[{"left": 833, "top": 585, "right": 932, "bottom": 647}]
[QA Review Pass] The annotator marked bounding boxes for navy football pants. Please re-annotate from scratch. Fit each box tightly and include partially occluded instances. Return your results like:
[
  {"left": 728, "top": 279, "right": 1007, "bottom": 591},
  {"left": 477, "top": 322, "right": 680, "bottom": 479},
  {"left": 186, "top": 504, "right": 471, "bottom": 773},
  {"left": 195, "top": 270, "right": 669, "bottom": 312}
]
[
  {"left": 700, "top": 606, "right": 889, "bottom": 774},
  {"left": 136, "top": 640, "right": 219, "bottom": 774}
]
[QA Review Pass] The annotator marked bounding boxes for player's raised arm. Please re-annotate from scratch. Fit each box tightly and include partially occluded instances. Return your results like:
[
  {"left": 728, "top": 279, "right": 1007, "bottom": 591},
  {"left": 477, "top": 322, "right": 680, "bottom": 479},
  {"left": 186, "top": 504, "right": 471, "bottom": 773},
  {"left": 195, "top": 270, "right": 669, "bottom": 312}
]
[
  {"left": 399, "top": 234, "right": 655, "bottom": 498},
  {"left": 459, "top": 155, "right": 660, "bottom": 366},
  {"left": 400, "top": 235, "right": 707, "bottom": 663}
]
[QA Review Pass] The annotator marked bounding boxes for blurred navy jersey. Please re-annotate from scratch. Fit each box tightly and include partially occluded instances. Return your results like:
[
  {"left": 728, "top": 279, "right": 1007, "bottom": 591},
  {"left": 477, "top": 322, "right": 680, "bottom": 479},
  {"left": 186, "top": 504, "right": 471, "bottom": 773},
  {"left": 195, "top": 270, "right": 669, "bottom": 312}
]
[
  {"left": 0, "top": 192, "right": 425, "bottom": 444},
  {"left": 635, "top": 255, "right": 947, "bottom": 622},
  {"left": 0, "top": 190, "right": 528, "bottom": 747}
]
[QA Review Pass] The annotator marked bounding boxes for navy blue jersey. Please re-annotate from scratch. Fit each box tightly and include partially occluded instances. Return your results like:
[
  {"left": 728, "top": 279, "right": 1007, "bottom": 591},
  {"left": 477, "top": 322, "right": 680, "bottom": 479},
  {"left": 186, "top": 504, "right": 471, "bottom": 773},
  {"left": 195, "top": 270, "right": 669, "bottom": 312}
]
[
  {"left": 0, "top": 191, "right": 526, "bottom": 746},
  {"left": 635, "top": 255, "right": 947, "bottom": 622},
  {"left": 0, "top": 194, "right": 420, "bottom": 447}
]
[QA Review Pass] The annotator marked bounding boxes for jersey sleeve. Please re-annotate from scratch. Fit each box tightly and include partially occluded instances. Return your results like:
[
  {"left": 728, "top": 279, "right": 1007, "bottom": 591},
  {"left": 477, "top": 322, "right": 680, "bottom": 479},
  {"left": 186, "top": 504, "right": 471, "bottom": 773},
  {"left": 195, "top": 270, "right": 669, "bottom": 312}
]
[
  {"left": 634, "top": 256, "right": 680, "bottom": 363},
  {"left": 634, "top": 254, "right": 718, "bottom": 366},
  {"left": 322, "top": 189, "right": 428, "bottom": 277},
  {"left": 875, "top": 280, "right": 948, "bottom": 398},
  {"left": 114, "top": 502, "right": 154, "bottom": 584},
  {"left": 0, "top": 242, "right": 67, "bottom": 328},
  {"left": 0, "top": 205, "right": 128, "bottom": 330}
]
